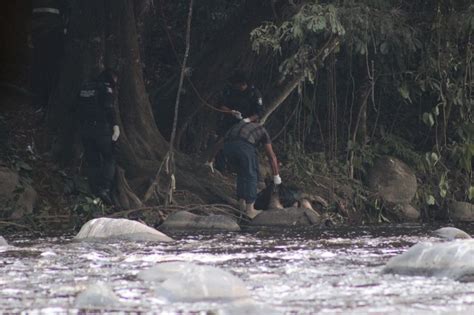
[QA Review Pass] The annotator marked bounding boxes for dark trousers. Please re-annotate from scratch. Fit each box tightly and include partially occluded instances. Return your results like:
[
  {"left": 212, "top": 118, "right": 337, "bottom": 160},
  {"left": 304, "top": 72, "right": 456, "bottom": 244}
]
[
  {"left": 82, "top": 133, "right": 116, "bottom": 194},
  {"left": 223, "top": 140, "right": 259, "bottom": 203}
]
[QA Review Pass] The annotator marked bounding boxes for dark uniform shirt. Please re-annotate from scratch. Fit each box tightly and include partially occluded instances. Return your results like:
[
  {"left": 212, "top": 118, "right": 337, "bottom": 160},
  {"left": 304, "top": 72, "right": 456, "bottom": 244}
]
[
  {"left": 77, "top": 80, "right": 118, "bottom": 135},
  {"left": 225, "top": 121, "right": 271, "bottom": 146},
  {"left": 218, "top": 85, "right": 264, "bottom": 135}
]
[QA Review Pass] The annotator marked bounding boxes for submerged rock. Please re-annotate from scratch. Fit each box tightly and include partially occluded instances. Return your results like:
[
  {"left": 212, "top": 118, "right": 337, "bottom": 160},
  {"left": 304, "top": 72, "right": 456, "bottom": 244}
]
[
  {"left": 249, "top": 207, "right": 320, "bottom": 227},
  {"left": 74, "top": 283, "right": 122, "bottom": 309},
  {"left": 432, "top": 227, "right": 471, "bottom": 240},
  {"left": 74, "top": 217, "right": 173, "bottom": 242},
  {"left": 138, "top": 261, "right": 250, "bottom": 301},
  {"left": 383, "top": 239, "right": 474, "bottom": 281},
  {"left": 160, "top": 211, "right": 240, "bottom": 232},
  {"left": 0, "top": 236, "right": 7, "bottom": 246}
]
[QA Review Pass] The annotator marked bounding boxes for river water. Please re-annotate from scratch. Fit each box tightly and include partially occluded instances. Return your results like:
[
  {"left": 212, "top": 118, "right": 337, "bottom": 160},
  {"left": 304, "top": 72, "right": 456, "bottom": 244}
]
[{"left": 1, "top": 224, "right": 474, "bottom": 314}]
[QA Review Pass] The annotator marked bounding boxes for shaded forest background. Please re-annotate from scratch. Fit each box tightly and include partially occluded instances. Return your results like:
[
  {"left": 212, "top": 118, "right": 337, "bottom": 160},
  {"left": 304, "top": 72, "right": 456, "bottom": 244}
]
[{"left": 0, "top": 0, "right": 472, "bottom": 230}]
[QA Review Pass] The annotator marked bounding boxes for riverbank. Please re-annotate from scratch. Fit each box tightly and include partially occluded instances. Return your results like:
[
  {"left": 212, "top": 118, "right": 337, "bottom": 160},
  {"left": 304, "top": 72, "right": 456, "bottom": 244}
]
[{"left": 1, "top": 85, "right": 472, "bottom": 235}]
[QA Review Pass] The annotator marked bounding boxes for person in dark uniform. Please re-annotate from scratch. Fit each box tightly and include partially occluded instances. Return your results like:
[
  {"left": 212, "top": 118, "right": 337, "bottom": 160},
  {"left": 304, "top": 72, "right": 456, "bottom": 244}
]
[
  {"left": 206, "top": 71, "right": 264, "bottom": 172},
  {"left": 223, "top": 121, "right": 282, "bottom": 219},
  {"left": 76, "top": 69, "right": 120, "bottom": 204},
  {"left": 30, "top": 0, "right": 69, "bottom": 112}
]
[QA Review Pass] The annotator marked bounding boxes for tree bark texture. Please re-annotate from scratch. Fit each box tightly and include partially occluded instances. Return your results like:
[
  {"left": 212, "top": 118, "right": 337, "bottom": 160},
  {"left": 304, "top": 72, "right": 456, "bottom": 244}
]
[{"left": 48, "top": 0, "right": 238, "bottom": 207}]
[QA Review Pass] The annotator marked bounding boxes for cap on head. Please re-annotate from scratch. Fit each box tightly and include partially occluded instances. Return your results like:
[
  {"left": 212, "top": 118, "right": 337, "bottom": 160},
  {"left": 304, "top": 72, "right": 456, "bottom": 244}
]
[
  {"left": 229, "top": 71, "right": 247, "bottom": 85},
  {"left": 99, "top": 68, "right": 119, "bottom": 86}
]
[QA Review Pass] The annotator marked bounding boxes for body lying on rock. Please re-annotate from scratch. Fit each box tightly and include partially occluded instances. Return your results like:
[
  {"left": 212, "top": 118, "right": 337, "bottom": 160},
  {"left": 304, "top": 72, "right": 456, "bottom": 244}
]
[
  {"left": 74, "top": 218, "right": 173, "bottom": 242},
  {"left": 383, "top": 227, "right": 474, "bottom": 282},
  {"left": 250, "top": 182, "right": 328, "bottom": 226}
]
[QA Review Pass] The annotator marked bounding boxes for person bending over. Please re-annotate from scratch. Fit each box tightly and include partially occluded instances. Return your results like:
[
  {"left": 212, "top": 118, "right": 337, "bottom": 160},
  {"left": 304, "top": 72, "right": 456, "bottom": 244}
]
[{"left": 223, "top": 121, "right": 281, "bottom": 218}]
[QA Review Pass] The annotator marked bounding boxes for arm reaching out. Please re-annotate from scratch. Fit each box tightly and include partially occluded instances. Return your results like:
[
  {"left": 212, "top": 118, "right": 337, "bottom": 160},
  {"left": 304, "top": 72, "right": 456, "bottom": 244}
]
[{"left": 264, "top": 143, "right": 281, "bottom": 184}]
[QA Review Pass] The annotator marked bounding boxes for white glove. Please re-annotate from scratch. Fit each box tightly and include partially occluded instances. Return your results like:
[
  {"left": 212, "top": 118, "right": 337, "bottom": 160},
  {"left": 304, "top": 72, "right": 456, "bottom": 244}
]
[
  {"left": 273, "top": 174, "right": 282, "bottom": 185},
  {"left": 231, "top": 110, "right": 243, "bottom": 120},
  {"left": 112, "top": 125, "right": 120, "bottom": 142},
  {"left": 242, "top": 118, "right": 251, "bottom": 123}
]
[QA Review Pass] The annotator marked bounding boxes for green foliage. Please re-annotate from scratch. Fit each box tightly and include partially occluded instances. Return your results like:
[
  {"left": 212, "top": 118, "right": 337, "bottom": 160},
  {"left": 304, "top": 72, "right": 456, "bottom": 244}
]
[
  {"left": 71, "top": 195, "right": 106, "bottom": 226},
  {"left": 376, "top": 133, "right": 425, "bottom": 172},
  {"left": 450, "top": 123, "right": 474, "bottom": 173},
  {"left": 251, "top": 2, "right": 345, "bottom": 82}
]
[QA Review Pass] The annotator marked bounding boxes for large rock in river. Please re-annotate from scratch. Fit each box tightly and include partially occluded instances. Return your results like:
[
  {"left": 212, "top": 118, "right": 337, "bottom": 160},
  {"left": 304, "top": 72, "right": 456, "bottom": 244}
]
[
  {"left": 382, "top": 239, "right": 474, "bottom": 282},
  {"left": 249, "top": 207, "right": 320, "bottom": 227},
  {"left": 368, "top": 156, "right": 417, "bottom": 204},
  {"left": 74, "top": 217, "right": 173, "bottom": 242},
  {"left": 449, "top": 201, "right": 474, "bottom": 222},
  {"left": 0, "top": 236, "right": 8, "bottom": 246},
  {"left": 138, "top": 261, "right": 250, "bottom": 301},
  {"left": 159, "top": 211, "right": 240, "bottom": 232},
  {"left": 0, "top": 165, "right": 37, "bottom": 219},
  {"left": 432, "top": 227, "right": 471, "bottom": 240}
]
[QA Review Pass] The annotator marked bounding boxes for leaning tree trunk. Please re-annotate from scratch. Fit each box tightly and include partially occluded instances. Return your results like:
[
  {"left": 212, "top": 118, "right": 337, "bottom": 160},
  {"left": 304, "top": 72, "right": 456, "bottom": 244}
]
[{"left": 49, "top": 0, "right": 237, "bottom": 208}]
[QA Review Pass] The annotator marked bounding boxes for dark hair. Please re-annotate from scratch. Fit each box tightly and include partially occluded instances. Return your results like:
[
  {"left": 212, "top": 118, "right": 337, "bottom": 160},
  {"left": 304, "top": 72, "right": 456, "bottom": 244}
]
[
  {"left": 98, "top": 68, "right": 118, "bottom": 87},
  {"left": 229, "top": 71, "right": 247, "bottom": 85}
]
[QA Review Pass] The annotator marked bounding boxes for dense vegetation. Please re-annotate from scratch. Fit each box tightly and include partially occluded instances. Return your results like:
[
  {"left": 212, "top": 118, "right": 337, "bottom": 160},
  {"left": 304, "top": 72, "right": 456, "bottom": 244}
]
[
  {"left": 151, "top": 0, "right": 473, "bottom": 217},
  {"left": 0, "top": 0, "right": 472, "bottom": 230}
]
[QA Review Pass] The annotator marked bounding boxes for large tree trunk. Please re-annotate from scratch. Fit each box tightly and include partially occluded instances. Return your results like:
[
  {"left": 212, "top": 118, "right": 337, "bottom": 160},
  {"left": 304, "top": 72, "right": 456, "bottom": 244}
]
[{"left": 49, "top": 0, "right": 237, "bottom": 208}]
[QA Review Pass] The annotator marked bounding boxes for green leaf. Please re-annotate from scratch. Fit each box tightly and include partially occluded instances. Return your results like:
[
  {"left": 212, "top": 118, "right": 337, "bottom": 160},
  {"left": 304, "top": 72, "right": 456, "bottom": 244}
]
[
  {"left": 380, "top": 42, "right": 389, "bottom": 54},
  {"left": 469, "top": 186, "right": 474, "bottom": 201},
  {"left": 398, "top": 84, "right": 411, "bottom": 102},
  {"left": 426, "top": 195, "right": 436, "bottom": 205},
  {"left": 16, "top": 161, "right": 32, "bottom": 171},
  {"left": 422, "top": 112, "right": 435, "bottom": 127}
]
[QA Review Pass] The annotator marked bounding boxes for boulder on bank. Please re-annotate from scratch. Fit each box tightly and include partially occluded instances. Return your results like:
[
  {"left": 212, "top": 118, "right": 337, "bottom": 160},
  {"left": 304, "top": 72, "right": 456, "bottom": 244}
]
[
  {"left": 0, "top": 165, "right": 37, "bottom": 219},
  {"left": 368, "top": 156, "right": 417, "bottom": 204},
  {"left": 74, "top": 217, "right": 173, "bottom": 242},
  {"left": 382, "top": 239, "right": 474, "bottom": 282},
  {"left": 249, "top": 207, "right": 320, "bottom": 227},
  {"left": 449, "top": 201, "right": 474, "bottom": 222},
  {"left": 432, "top": 227, "right": 471, "bottom": 240},
  {"left": 390, "top": 203, "right": 420, "bottom": 221},
  {"left": 74, "top": 283, "right": 123, "bottom": 309},
  {"left": 138, "top": 261, "right": 250, "bottom": 301},
  {"left": 0, "top": 236, "right": 8, "bottom": 246},
  {"left": 159, "top": 211, "right": 240, "bottom": 232}
]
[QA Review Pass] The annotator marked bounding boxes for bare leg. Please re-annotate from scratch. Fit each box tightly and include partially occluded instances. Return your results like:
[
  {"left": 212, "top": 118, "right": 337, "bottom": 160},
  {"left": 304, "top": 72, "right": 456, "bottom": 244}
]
[
  {"left": 246, "top": 202, "right": 262, "bottom": 219},
  {"left": 239, "top": 199, "right": 246, "bottom": 213}
]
